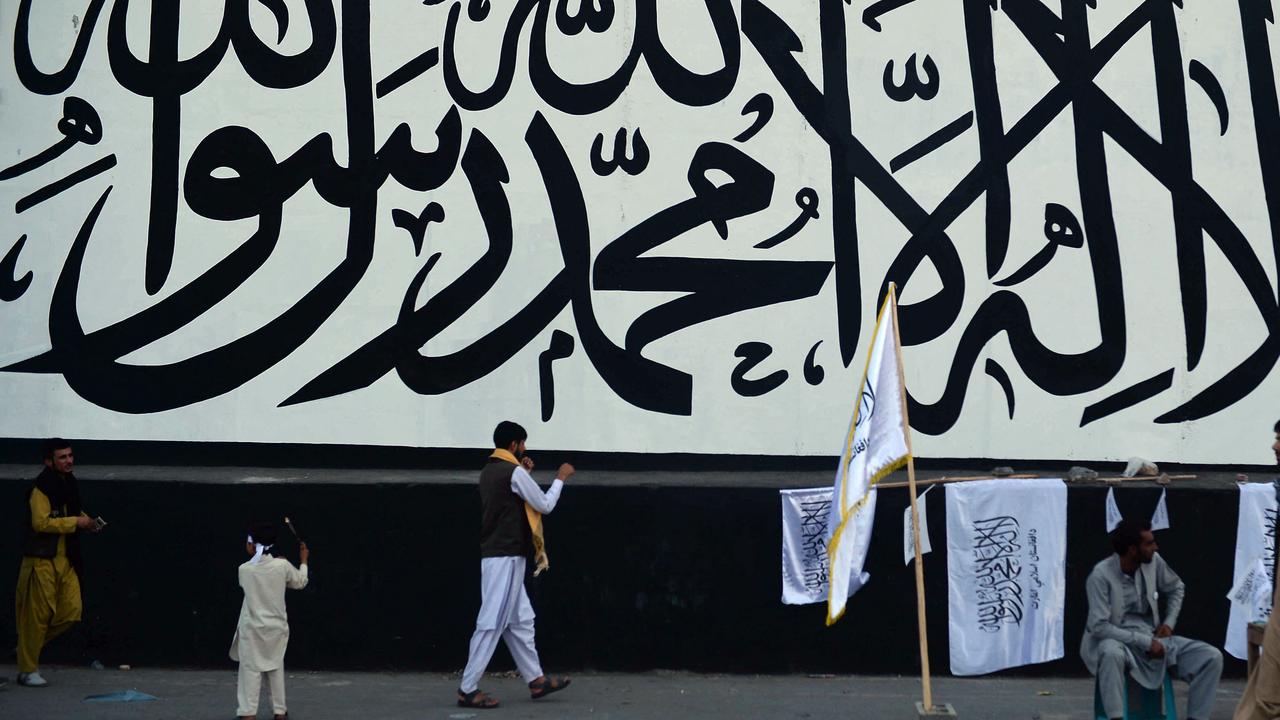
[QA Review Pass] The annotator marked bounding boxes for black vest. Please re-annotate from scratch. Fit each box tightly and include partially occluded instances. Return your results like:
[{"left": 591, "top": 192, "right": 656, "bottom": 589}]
[
  {"left": 479, "top": 458, "right": 531, "bottom": 558},
  {"left": 22, "top": 467, "right": 83, "bottom": 573}
]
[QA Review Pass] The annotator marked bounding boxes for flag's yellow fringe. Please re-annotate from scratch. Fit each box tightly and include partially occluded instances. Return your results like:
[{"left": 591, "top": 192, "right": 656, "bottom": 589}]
[
  {"left": 836, "top": 295, "right": 894, "bottom": 513},
  {"left": 824, "top": 290, "right": 903, "bottom": 626},
  {"left": 824, "top": 452, "right": 910, "bottom": 626}
]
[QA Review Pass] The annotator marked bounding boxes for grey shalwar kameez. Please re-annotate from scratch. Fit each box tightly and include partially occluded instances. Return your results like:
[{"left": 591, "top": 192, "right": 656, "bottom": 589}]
[{"left": 1081, "top": 553, "right": 1222, "bottom": 719}]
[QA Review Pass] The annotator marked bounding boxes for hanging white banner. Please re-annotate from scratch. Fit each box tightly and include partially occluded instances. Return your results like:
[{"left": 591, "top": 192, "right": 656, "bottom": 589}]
[
  {"left": 781, "top": 487, "right": 855, "bottom": 605},
  {"left": 903, "top": 485, "right": 933, "bottom": 566},
  {"left": 1104, "top": 487, "right": 1170, "bottom": 534},
  {"left": 946, "top": 478, "right": 1067, "bottom": 676},
  {"left": 1105, "top": 487, "right": 1122, "bottom": 532},
  {"left": 1150, "top": 488, "right": 1170, "bottom": 531},
  {"left": 1228, "top": 557, "right": 1274, "bottom": 622},
  {"left": 1226, "top": 483, "right": 1278, "bottom": 659}
]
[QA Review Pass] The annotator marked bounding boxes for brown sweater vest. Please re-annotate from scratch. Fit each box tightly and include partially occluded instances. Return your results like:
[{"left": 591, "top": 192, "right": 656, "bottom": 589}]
[{"left": 479, "top": 458, "right": 531, "bottom": 558}]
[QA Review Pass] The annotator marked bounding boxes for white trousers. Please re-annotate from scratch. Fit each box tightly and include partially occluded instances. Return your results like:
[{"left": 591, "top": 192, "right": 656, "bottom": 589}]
[
  {"left": 237, "top": 664, "right": 286, "bottom": 716},
  {"left": 460, "top": 556, "right": 543, "bottom": 693}
]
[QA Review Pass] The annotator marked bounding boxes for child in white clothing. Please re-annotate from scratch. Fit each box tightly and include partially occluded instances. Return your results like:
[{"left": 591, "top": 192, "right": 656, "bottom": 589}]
[{"left": 231, "top": 521, "right": 309, "bottom": 720}]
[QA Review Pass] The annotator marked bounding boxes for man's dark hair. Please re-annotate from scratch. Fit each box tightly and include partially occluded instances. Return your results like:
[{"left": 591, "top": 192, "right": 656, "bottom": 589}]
[
  {"left": 493, "top": 421, "right": 527, "bottom": 450},
  {"left": 1110, "top": 518, "right": 1152, "bottom": 556},
  {"left": 42, "top": 438, "right": 71, "bottom": 461},
  {"left": 248, "top": 521, "right": 279, "bottom": 547},
  {"left": 1274, "top": 418, "right": 1280, "bottom": 433}
]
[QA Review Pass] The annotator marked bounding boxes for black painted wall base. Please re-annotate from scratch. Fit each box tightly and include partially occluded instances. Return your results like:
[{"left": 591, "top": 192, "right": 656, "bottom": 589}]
[{"left": 1, "top": 474, "right": 1249, "bottom": 676}]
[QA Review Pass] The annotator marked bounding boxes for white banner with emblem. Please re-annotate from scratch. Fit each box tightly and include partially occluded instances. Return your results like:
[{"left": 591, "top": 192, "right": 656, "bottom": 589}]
[
  {"left": 782, "top": 487, "right": 855, "bottom": 605},
  {"left": 946, "top": 478, "right": 1067, "bottom": 676}
]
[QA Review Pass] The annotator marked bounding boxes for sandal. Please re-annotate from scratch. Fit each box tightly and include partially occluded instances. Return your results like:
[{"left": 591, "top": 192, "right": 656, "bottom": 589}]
[
  {"left": 528, "top": 675, "right": 570, "bottom": 700},
  {"left": 457, "top": 688, "right": 500, "bottom": 709}
]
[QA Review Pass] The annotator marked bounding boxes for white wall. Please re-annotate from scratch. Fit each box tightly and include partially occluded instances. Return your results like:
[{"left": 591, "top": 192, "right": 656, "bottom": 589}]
[{"left": 1, "top": 1, "right": 1277, "bottom": 463}]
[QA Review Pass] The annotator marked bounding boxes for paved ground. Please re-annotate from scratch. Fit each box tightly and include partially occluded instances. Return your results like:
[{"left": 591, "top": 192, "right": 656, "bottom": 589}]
[{"left": 0, "top": 665, "right": 1249, "bottom": 719}]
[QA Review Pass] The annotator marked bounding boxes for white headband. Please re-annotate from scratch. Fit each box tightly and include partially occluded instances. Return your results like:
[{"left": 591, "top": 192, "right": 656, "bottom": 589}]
[{"left": 247, "top": 534, "right": 273, "bottom": 565}]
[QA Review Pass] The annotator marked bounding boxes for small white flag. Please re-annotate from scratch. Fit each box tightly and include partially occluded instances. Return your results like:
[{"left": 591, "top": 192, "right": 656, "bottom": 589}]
[
  {"left": 1228, "top": 557, "right": 1273, "bottom": 622},
  {"left": 825, "top": 286, "right": 911, "bottom": 626},
  {"left": 1151, "top": 488, "right": 1170, "bottom": 531},
  {"left": 1105, "top": 487, "right": 1122, "bottom": 532},
  {"left": 904, "top": 486, "right": 933, "bottom": 565}
]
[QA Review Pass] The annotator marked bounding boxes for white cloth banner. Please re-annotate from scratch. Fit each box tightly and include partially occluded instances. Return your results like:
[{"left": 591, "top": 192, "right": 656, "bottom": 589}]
[
  {"left": 903, "top": 486, "right": 933, "bottom": 566},
  {"left": 1228, "top": 557, "right": 1274, "bottom": 622},
  {"left": 1105, "top": 487, "right": 1122, "bottom": 532},
  {"left": 1226, "top": 483, "right": 1278, "bottom": 659},
  {"left": 825, "top": 289, "right": 910, "bottom": 625},
  {"left": 1150, "top": 488, "right": 1170, "bottom": 531},
  {"left": 946, "top": 478, "right": 1067, "bottom": 676},
  {"left": 1104, "top": 487, "right": 1171, "bottom": 534},
  {"left": 781, "top": 487, "right": 861, "bottom": 605}
]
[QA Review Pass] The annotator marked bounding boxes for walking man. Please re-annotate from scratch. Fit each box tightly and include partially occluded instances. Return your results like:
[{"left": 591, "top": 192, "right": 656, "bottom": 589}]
[
  {"left": 1082, "top": 517, "right": 1222, "bottom": 720},
  {"left": 15, "top": 438, "right": 99, "bottom": 686},
  {"left": 457, "top": 421, "right": 573, "bottom": 709}
]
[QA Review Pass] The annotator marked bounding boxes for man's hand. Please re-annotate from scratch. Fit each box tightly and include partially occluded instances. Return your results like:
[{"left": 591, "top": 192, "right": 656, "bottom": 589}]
[
  {"left": 1155, "top": 624, "right": 1173, "bottom": 638},
  {"left": 75, "top": 515, "right": 95, "bottom": 530},
  {"left": 1147, "top": 638, "right": 1166, "bottom": 658},
  {"left": 299, "top": 541, "right": 310, "bottom": 565},
  {"left": 521, "top": 456, "right": 535, "bottom": 472},
  {"left": 557, "top": 463, "right": 575, "bottom": 481}
]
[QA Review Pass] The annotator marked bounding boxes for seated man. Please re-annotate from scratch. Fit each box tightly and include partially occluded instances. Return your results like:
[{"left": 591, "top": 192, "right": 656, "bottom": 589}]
[{"left": 1082, "top": 518, "right": 1222, "bottom": 720}]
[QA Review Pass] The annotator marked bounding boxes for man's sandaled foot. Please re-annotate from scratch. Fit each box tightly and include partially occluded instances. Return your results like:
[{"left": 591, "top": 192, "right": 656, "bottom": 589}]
[
  {"left": 528, "top": 675, "right": 570, "bottom": 699},
  {"left": 458, "top": 688, "right": 500, "bottom": 709}
]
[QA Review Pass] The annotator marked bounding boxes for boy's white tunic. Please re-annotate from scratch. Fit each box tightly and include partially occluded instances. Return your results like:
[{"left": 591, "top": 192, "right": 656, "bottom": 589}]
[{"left": 230, "top": 556, "right": 309, "bottom": 671}]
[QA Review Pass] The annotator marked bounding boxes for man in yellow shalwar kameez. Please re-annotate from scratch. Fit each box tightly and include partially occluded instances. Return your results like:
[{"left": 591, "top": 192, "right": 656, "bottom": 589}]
[{"left": 14, "top": 439, "right": 97, "bottom": 687}]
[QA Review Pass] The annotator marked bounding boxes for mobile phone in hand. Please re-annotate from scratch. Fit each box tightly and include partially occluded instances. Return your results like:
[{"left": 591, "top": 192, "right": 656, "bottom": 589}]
[{"left": 93, "top": 517, "right": 107, "bottom": 531}]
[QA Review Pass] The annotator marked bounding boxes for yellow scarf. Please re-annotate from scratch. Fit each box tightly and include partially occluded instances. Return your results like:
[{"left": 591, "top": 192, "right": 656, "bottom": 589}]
[{"left": 490, "top": 449, "right": 550, "bottom": 576}]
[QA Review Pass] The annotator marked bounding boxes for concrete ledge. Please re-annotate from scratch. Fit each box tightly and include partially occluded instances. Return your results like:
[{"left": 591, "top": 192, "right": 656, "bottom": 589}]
[{"left": 0, "top": 463, "right": 1252, "bottom": 488}]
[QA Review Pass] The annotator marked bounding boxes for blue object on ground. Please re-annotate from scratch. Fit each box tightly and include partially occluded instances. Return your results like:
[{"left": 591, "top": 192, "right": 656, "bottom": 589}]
[
  {"left": 83, "top": 690, "right": 158, "bottom": 703},
  {"left": 1093, "top": 673, "right": 1176, "bottom": 720}
]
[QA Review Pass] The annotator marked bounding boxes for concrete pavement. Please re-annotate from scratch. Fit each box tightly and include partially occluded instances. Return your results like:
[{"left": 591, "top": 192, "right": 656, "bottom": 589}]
[{"left": 0, "top": 665, "right": 1249, "bottom": 719}]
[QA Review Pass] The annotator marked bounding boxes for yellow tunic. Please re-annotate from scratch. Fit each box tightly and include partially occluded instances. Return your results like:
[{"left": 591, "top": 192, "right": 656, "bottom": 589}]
[
  {"left": 1235, "top": 582, "right": 1280, "bottom": 720},
  {"left": 14, "top": 488, "right": 85, "bottom": 673}
]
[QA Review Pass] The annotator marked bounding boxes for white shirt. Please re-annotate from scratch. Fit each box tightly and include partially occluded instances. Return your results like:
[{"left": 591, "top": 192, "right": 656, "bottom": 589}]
[{"left": 510, "top": 466, "right": 563, "bottom": 514}]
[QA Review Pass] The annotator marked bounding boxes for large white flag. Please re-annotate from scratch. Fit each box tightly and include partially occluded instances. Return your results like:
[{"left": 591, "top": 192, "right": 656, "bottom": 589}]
[
  {"left": 946, "top": 478, "right": 1067, "bottom": 676},
  {"left": 825, "top": 290, "right": 911, "bottom": 625},
  {"left": 1226, "top": 482, "right": 1278, "bottom": 659}
]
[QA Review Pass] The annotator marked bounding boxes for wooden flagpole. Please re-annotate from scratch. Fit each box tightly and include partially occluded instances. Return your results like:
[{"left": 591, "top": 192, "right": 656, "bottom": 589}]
[{"left": 889, "top": 283, "right": 934, "bottom": 713}]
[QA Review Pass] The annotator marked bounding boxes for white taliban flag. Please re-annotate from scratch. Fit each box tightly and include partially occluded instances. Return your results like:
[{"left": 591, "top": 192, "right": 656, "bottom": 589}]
[{"left": 826, "top": 289, "right": 912, "bottom": 625}]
